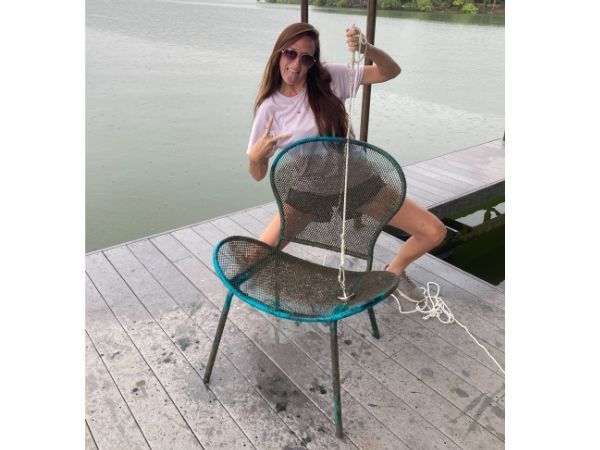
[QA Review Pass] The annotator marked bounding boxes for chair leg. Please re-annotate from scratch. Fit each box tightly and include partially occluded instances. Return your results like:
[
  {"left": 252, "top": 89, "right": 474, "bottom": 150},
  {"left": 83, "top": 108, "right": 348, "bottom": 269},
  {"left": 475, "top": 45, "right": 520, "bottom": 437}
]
[
  {"left": 367, "top": 307, "right": 380, "bottom": 339},
  {"left": 203, "top": 291, "right": 233, "bottom": 384},
  {"left": 330, "top": 321, "right": 343, "bottom": 438}
]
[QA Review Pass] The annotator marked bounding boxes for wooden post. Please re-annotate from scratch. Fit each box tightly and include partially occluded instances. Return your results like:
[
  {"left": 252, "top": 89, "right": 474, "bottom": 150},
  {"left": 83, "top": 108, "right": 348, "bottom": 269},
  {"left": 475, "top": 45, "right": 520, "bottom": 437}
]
[
  {"left": 301, "top": 0, "right": 308, "bottom": 23},
  {"left": 359, "top": 0, "right": 377, "bottom": 141}
]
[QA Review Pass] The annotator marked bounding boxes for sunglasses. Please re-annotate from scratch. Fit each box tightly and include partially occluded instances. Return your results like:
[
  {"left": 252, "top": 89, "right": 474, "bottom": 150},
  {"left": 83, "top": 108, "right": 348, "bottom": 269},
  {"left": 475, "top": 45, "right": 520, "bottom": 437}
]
[{"left": 281, "top": 48, "right": 316, "bottom": 68}]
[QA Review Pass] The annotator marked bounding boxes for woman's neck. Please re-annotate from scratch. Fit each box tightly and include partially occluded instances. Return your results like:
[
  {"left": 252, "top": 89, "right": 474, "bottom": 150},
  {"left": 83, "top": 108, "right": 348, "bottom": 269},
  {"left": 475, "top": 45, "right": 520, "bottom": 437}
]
[{"left": 280, "top": 83, "right": 305, "bottom": 97}]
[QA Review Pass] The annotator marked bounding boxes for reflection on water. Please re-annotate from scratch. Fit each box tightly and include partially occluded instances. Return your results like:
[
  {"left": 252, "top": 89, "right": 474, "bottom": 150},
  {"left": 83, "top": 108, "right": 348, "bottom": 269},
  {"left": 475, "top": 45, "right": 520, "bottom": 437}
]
[{"left": 86, "top": 0, "right": 504, "bottom": 251}]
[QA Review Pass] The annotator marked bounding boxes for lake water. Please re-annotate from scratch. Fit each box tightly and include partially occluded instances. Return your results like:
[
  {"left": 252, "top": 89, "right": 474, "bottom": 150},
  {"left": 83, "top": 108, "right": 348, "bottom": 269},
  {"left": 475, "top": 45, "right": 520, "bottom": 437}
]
[{"left": 86, "top": 0, "right": 504, "bottom": 252}]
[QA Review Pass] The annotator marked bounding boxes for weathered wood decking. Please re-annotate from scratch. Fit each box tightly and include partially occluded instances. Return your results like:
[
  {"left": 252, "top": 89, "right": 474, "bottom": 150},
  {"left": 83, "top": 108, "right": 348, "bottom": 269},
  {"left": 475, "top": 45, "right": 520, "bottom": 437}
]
[
  {"left": 85, "top": 139, "right": 505, "bottom": 449},
  {"left": 403, "top": 138, "right": 504, "bottom": 219}
]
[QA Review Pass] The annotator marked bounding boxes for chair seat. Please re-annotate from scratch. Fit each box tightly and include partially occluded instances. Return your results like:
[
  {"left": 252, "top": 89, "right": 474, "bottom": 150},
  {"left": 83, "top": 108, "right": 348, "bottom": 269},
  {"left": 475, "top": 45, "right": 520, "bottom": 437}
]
[{"left": 214, "top": 236, "right": 399, "bottom": 322}]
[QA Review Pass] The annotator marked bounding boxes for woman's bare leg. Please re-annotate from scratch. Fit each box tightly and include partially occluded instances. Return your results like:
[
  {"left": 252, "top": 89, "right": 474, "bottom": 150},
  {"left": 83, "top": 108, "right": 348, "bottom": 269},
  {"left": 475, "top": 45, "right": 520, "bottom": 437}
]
[
  {"left": 259, "top": 213, "right": 281, "bottom": 246},
  {"left": 386, "top": 197, "right": 446, "bottom": 274},
  {"left": 259, "top": 207, "right": 316, "bottom": 249}
]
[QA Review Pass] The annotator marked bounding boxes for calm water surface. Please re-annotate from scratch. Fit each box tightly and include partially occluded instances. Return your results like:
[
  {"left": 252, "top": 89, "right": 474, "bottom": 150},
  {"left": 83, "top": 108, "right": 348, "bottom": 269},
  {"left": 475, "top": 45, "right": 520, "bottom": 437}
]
[{"left": 86, "top": 0, "right": 504, "bottom": 251}]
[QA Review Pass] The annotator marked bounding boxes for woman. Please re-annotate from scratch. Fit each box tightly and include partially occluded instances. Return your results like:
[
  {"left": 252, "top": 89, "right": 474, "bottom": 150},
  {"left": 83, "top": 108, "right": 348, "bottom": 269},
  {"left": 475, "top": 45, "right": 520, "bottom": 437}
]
[{"left": 246, "top": 22, "right": 446, "bottom": 302}]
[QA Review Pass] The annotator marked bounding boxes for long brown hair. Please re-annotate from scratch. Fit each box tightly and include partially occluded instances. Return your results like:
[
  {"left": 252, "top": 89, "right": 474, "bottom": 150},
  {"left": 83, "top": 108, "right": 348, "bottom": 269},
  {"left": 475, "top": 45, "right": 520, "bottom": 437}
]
[{"left": 254, "top": 23, "right": 348, "bottom": 137}]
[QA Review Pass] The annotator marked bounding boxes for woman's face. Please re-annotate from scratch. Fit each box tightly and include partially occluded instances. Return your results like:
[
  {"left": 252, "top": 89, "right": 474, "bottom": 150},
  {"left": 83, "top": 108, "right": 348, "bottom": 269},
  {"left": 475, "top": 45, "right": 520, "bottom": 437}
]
[{"left": 279, "top": 35, "right": 316, "bottom": 94}]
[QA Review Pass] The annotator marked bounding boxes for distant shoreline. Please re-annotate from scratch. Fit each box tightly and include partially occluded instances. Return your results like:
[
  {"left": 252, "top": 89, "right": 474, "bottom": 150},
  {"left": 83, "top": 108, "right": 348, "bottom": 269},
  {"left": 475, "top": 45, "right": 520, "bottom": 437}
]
[{"left": 259, "top": 1, "right": 505, "bottom": 15}]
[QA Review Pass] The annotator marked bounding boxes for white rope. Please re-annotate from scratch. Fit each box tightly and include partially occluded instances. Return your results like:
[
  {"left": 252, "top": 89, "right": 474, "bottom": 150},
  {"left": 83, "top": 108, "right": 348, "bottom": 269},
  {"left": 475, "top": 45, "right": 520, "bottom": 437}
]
[
  {"left": 331, "top": 28, "right": 504, "bottom": 379},
  {"left": 338, "top": 26, "right": 367, "bottom": 301},
  {"left": 391, "top": 282, "right": 506, "bottom": 375}
]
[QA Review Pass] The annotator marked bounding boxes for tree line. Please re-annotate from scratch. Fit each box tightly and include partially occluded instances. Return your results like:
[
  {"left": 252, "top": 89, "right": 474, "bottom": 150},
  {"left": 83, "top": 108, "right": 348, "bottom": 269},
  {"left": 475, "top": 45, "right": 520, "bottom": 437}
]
[{"left": 261, "top": 0, "right": 505, "bottom": 14}]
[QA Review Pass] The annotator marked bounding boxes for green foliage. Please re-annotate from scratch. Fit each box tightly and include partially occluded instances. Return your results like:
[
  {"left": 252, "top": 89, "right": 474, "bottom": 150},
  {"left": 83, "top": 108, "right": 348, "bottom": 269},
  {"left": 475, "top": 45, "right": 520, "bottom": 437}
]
[
  {"left": 416, "top": 0, "right": 433, "bottom": 11},
  {"left": 462, "top": 2, "right": 478, "bottom": 14},
  {"left": 379, "top": 0, "right": 402, "bottom": 9},
  {"left": 452, "top": 0, "right": 464, "bottom": 6}
]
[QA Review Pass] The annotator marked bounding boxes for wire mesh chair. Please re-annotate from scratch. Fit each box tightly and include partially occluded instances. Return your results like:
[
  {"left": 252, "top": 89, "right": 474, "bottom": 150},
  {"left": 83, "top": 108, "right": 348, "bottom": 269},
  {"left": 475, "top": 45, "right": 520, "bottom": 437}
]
[{"left": 203, "top": 136, "right": 407, "bottom": 438}]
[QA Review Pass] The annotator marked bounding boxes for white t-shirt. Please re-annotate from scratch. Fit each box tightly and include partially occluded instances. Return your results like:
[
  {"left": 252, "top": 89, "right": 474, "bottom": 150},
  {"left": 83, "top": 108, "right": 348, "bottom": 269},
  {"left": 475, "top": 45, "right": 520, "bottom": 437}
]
[{"left": 246, "top": 63, "right": 365, "bottom": 158}]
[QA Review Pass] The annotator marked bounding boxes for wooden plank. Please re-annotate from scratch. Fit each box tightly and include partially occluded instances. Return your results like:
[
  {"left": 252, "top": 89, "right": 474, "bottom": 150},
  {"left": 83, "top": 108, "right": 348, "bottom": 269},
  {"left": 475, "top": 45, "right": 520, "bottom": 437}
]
[
  {"left": 425, "top": 157, "right": 497, "bottom": 184},
  {"left": 334, "top": 317, "right": 505, "bottom": 441},
  {"left": 406, "top": 191, "right": 434, "bottom": 207},
  {"left": 436, "top": 154, "right": 501, "bottom": 182},
  {"left": 192, "top": 212, "right": 504, "bottom": 448},
  {"left": 403, "top": 174, "right": 459, "bottom": 200},
  {"left": 155, "top": 231, "right": 411, "bottom": 449},
  {"left": 441, "top": 155, "right": 503, "bottom": 181},
  {"left": 85, "top": 333, "right": 149, "bottom": 450},
  {"left": 212, "top": 216, "right": 254, "bottom": 237},
  {"left": 85, "top": 421, "right": 99, "bottom": 450},
  {"left": 437, "top": 155, "right": 503, "bottom": 183},
  {"left": 129, "top": 238, "right": 358, "bottom": 449},
  {"left": 233, "top": 304, "right": 460, "bottom": 450},
  {"left": 229, "top": 210, "right": 266, "bottom": 237},
  {"left": 405, "top": 184, "right": 442, "bottom": 206},
  {"left": 86, "top": 253, "right": 251, "bottom": 449},
  {"left": 344, "top": 311, "right": 505, "bottom": 410},
  {"left": 407, "top": 164, "right": 477, "bottom": 191},
  {"left": 191, "top": 221, "right": 226, "bottom": 247},
  {"left": 246, "top": 204, "right": 277, "bottom": 224},
  {"left": 106, "top": 244, "right": 310, "bottom": 449},
  {"left": 416, "top": 161, "right": 484, "bottom": 187},
  {"left": 84, "top": 274, "right": 203, "bottom": 449},
  {"left": 172, "top": 227, "right": 215, "bottom": 267},
  {"left": 403, "top": 166, "right": 467, "bottom": 196},
  {"left": 262, "top": 202, "right": 279, "bottom": 216},
  {"left": 267, "top": 314, "right": 504, "bottom": 448}
]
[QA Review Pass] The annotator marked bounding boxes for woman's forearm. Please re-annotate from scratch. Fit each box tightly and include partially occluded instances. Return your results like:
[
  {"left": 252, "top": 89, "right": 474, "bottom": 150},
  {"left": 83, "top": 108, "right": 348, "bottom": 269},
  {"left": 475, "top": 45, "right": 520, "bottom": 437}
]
[
  {"left": 365, "top": 44, "right": 401, "bottom": 79},
  {"left": 248, "top": 155, "right": 268, "bottom": 181}
]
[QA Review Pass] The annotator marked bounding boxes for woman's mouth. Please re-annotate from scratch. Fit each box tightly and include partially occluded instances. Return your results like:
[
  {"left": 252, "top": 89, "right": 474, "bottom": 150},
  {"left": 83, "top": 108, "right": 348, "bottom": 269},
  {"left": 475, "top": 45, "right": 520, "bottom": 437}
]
[{"left": 286, "top": 67, "right": 300, "bottom": 83}]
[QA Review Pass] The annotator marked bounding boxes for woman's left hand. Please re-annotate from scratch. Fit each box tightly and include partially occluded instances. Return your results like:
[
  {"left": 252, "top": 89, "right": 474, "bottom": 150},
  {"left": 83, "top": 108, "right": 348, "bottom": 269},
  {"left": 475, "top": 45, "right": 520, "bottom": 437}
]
[{"left": 346, "top": 25, "right": 367, "bottom": 54}]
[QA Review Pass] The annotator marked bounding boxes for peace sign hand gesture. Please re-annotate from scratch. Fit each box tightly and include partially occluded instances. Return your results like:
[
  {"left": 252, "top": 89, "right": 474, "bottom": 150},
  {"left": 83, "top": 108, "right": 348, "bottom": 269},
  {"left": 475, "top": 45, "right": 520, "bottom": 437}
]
[{"left": 249, "top": 117, "right": 292, "bottom": 162}]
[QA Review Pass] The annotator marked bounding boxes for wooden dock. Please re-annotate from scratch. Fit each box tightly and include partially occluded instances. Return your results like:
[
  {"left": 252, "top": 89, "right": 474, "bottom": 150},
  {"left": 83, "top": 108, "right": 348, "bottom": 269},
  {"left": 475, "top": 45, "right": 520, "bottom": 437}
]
[
  {"left": 85, "top": 139, "right": 505, "bottom": 449},
  {"left": 403, "top": 138, "right": 504, "bottom": 219}
]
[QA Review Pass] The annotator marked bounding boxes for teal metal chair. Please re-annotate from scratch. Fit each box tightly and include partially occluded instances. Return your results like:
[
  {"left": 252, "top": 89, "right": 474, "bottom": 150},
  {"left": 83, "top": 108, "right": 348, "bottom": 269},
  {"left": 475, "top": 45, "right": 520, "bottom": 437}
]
[{"left": 203, "top": 136, "right": 407, "bottom": 438}]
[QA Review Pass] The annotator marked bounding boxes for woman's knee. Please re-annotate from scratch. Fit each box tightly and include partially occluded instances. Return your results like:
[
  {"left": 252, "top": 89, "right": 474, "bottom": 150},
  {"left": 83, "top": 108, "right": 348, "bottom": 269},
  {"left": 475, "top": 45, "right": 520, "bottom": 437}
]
[
  {"left": 416, "top": 217, "right": 446, "bottom": 247},
  {"left": 428, "top": 218, "right": 447, "bottom": 246}
]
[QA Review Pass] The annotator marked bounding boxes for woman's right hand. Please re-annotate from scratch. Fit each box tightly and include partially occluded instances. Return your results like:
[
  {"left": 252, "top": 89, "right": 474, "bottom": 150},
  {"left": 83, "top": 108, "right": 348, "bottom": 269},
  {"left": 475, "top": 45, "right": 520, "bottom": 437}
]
[
  {"left": 248, "top": 117, "right": 292, "bottom": 181},
  {"left": 248, "top": 117, "right": 292, "bottom": 162}
]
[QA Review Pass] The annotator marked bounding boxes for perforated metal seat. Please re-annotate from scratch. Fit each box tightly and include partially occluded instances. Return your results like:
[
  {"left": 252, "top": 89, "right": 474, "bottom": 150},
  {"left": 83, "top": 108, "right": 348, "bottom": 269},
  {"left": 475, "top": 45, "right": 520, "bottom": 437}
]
[
  {"left": 204, "top": 136, "right": 407, "bottom": 438},
  {"left": 214, "top": 235, "right": 399, "bottom": 322}
]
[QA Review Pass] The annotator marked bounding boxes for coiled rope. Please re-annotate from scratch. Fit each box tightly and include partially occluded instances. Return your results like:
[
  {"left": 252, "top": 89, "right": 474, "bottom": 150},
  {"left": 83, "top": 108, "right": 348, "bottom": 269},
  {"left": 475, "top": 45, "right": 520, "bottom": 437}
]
[{"left": 391, "top": 283, "right": 506, "bottom": 375}]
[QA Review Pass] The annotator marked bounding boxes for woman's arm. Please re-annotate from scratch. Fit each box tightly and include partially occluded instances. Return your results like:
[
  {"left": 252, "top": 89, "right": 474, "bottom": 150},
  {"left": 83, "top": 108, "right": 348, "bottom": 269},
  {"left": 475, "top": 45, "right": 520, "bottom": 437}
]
[
  {"left": 247, "top": 117, "right": 292, "bottom": 181},
  {"left": 346, "top": 26, "right": 401, "bottom": 85},
  {"left": 248, "top": 152, "right": 269, "bottom": 181}
]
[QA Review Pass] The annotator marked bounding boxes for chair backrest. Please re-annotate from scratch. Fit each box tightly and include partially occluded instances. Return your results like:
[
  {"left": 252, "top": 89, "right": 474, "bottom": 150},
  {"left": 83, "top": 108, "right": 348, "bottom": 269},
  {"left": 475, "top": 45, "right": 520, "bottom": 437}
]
[{"left": 270, "top": 136, "right": 407, "bottom": 263}]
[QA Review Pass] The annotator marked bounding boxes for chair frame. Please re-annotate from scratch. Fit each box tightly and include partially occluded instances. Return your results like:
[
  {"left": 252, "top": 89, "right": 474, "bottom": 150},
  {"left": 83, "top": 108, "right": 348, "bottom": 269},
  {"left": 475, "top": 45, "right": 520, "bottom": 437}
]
[{"left": 203, "top": 136, "right": 406, "bottom": 438}]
